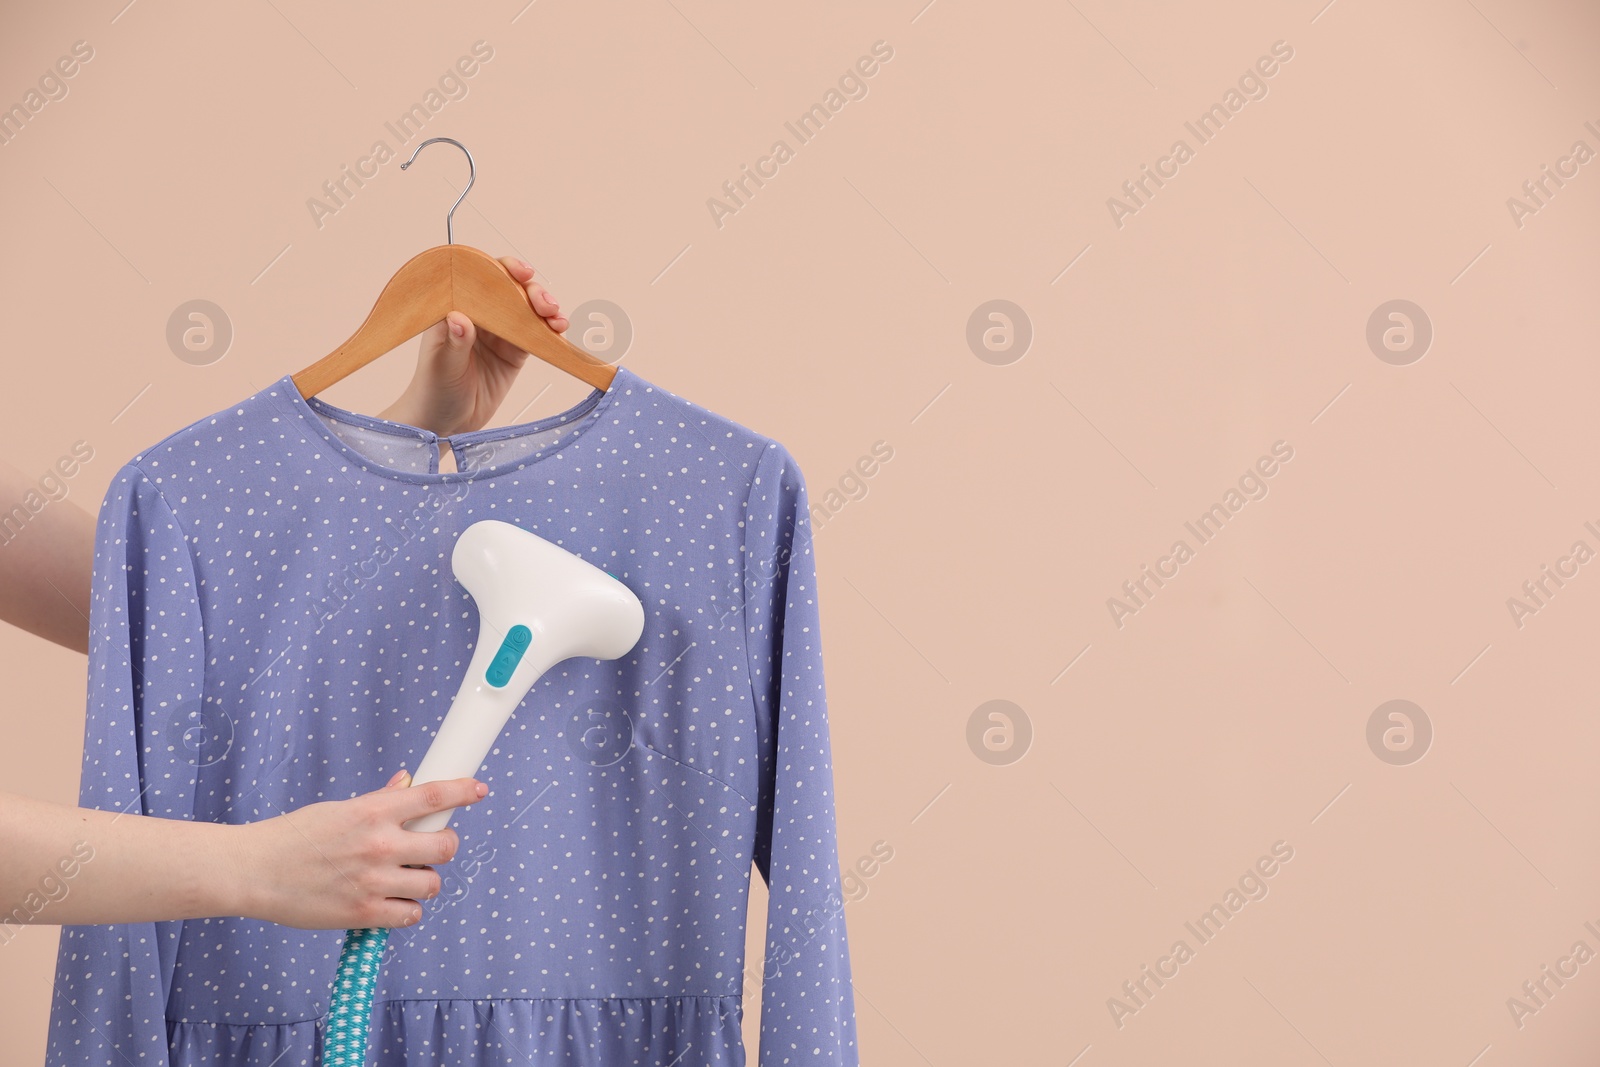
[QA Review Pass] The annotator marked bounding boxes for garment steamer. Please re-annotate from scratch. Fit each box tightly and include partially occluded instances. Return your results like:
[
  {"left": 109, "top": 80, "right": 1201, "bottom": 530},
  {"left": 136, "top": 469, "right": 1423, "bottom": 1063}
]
[{"left": 321, "top": 519, "right": 645, "bottom": 1066}]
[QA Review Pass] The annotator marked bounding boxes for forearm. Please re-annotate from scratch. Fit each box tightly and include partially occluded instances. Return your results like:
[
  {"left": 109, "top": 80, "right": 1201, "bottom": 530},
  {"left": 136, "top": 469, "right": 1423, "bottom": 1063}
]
[
  {"left": 0, "top": 460, "right": 94, "bottom": 654},
  {"left": 0, "top": 790, "right": 247, "bottom": 927}
]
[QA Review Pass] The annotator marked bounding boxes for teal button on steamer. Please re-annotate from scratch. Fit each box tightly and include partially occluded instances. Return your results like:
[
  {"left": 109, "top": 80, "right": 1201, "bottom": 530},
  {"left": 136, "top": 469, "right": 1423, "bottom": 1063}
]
[
  {"left": 485, "top": 625, "right": 532, "bottom": 687},
  {"left": 320, "top": 521, "right": 643, "bottom": 1067}
]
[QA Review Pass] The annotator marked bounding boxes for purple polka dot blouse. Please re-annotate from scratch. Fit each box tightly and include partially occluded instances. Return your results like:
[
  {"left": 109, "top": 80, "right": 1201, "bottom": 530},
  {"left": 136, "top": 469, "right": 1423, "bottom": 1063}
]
[{"left": 46, "top": 366, "right": 858, "bottom": 1066}]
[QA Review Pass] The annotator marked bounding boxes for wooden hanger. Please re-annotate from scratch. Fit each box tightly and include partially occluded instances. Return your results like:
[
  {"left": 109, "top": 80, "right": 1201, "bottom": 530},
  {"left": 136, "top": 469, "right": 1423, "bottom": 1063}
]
[{"left": 293, "top": 137, "right": 617, "bottom": 399}]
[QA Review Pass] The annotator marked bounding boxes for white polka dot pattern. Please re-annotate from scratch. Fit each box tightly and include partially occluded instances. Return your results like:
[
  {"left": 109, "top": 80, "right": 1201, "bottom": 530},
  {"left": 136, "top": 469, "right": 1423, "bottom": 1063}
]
[{"left": 45, "top": 366, "right": 859, "bottom": 1067}]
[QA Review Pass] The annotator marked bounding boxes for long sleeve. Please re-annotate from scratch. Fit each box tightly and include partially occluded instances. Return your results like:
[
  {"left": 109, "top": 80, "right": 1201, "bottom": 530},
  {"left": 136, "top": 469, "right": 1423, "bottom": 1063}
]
[
  {"left": 742, "top": 441, "right": 859, "bottom": 1067},
  {"left": 48, "top": 462, "right": 208, "bottom": 1066}
]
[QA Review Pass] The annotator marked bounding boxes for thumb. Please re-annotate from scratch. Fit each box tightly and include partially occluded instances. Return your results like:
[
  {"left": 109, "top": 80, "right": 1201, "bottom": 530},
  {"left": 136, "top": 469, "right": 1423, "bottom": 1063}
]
[{"left": 433, "top": 311, "right": 475, "bottom": 366}]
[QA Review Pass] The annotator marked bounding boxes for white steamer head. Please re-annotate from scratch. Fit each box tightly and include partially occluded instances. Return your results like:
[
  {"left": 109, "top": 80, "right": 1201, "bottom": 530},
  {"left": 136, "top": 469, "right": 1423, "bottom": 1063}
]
[{"left": 403, "top": 520, "right": 644, "bottom": 832}]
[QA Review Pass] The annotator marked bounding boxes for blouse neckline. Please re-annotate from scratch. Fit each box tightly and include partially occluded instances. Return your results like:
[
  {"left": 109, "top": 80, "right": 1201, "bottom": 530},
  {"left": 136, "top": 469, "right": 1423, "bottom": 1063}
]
[{"left": 269, "top": 365, "right": 632, "bottom": 485}]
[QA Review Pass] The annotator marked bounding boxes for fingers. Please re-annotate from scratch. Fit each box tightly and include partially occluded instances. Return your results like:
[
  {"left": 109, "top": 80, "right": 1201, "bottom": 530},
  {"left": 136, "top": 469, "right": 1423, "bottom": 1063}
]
[
  {"left": 384, "top": 865, "right": 444, "bottom": 903},
  {"left": 497, "top": 256, "right": 568, "bottom": 334},
  {"left": 441, "top": 310, "right": 476, "bottom": 357},
  {"left": 500, "top": 256, "right": 535, "bottom": 284},
  {"left": 395, "top": 824, "right": 460, "bottom": 868},
  {"left": 392, "top": 776, "right": 489, "bottom": 821},
  {"left": 369, "top": 898, "right": 426, "bottom": 929},
  {"left": 364, "top": 769, "right": 411, "bottom": 798},
  {"left": 308, "top": 773, "right": 487, "bottom": 931},
  {"left": 528, "top": 287, "right": 564, "bottom": 323}
]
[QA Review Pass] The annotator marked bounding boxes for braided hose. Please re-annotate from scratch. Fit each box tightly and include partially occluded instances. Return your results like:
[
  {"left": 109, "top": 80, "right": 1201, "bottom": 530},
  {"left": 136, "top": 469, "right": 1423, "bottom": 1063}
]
[{"left": 322, "top": 926, "right": 390, "bottom": 1066}]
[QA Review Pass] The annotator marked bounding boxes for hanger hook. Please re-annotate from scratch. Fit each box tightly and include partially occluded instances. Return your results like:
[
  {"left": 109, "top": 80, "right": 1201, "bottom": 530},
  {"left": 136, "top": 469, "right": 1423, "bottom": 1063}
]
[{"left": 398, "top": 137, "right": 475, "bottom": 245}]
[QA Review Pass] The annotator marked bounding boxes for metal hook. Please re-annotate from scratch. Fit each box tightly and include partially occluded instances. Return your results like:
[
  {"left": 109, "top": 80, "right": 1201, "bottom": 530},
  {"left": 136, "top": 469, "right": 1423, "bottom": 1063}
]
[{"left": 399, "top": 137, "right": 475, "bottom": 245}]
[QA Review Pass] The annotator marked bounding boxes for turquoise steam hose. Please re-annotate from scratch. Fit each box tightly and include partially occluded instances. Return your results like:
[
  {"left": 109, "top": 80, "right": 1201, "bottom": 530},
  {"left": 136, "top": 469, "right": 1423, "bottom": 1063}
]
[{"left": 323, "top": 926, "right": 389, "bottom": 1065}]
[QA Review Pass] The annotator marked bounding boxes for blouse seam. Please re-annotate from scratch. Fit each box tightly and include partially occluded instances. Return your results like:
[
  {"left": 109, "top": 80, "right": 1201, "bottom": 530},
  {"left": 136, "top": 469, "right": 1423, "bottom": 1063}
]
[
  {"left": 127, "top": 460, "right": 208, "bottom": 659},
  {"left": 378, "top": 993, "right": 741, "bottom": 1004},
  {"left": 125, "top": 460, "right": 209, "bottom": 783},
  {"left": 125, "top": 460, "right": 205, "bottom": 1013},
  {"left": 126, "top": 462, "right": 199, "bottom": 588},
  {"left": 635, "top": 738, "right": 758, "bottom": 810},
  {"left": 737, "top": 440, "right": 773, "bottom": 757},
  {"left": 165, "top": 994, "right": 743, "bottom": 1027},
  {"left": 270, "top": 370, "right": 624, "bottom": 485}
]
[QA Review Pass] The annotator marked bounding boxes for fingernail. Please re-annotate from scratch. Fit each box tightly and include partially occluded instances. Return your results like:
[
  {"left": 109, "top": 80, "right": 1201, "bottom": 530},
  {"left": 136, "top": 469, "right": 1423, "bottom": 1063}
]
[
  {"left": 449, "top": 318, "right": 466, "bottom": 339},
  {"left": 515, "top": 258, "right": 532, "bottom": 272},
  {"left": 476, "top": 782, "right": 488, "bottom": 797}
]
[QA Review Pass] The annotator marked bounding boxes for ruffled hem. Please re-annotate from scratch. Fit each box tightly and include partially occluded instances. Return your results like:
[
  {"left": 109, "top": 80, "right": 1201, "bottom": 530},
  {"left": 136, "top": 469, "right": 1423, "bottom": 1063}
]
[{"left": 165, "top": 995, "right": 746, "bottom": 1067}]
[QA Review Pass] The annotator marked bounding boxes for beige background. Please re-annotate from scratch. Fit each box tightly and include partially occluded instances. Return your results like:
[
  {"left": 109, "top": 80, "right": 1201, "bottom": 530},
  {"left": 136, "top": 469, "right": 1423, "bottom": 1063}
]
[{"left": 4, "top": 0, "right": 1600, "bottom": 1063}]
